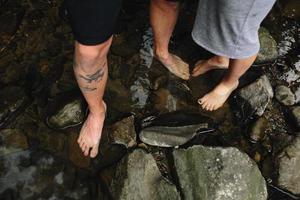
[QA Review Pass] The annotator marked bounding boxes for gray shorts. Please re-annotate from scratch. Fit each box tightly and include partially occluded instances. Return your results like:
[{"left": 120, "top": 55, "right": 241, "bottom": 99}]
[{"left": 192, "top": 0, "right": 276, "bottom": 59}]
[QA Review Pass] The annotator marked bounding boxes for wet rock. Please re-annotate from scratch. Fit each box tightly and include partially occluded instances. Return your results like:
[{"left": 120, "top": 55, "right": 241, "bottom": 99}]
[
  {"left": 256, "top": 27, "right": 278, "bottom": 64},
  {"left": 275, "top": 85, "right": 295, "bottom": 106},
  {"left": 0, "top": 151, "right": 90, "bottom": 199},
  {"left": 110, "top": 149, "right": 180, "bottom": 200},
  {"left": 91, "top": 128, "right": 127, "bottom": 171},
  {"left": 0, "top": 9, "right": 24, "bottom": 48},
  {"left": 232, "top": 75, "right": 274, "bottom": 123},
  {"left": 173, "top": 145, "right": 267, "bottom": 200},
  {"left": 0, "top": 129, "right": 28, "bottom": 156},
  {"left": 289, "top": 106, "right": 300, "bottom": 131},
  {"left": 109, "top": 115, "right": 137, "bottom": 148},
  {"left": 46, "top": 97, "right": 86, "bottom": 130},
  {"left": 139, "top": 112, "right": 216, "bottom": 147},
  {"left": 153, "top": 88, "right": 188, "bottom": 112},
  {"left": 0, "top": 86, "right": 28, "bottom": 128},
  {"left": 249, "top": 116, "right": 269, "bottom": 143},
  {"left": 106, "top": 78, "right": 132, "bottom": 113},
  {"left": 276, "top": 136, "right": 300, "bottom": 195},
  {"left": 33, "top": 124, "right": 66, "bottom": 153},
  {"left": 68, "top": 131, "right": 90, "bottom": 168},
  {"left": 281, "top": 0, "right": 300, "bottom": 20}
]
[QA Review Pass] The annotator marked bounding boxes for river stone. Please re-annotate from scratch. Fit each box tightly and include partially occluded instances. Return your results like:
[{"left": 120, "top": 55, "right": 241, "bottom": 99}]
[
  {"left": 68, "top": 131, "right": 90, "bottom": 168},
  {"left": 276, "top": 136, "right": 300, "bottom": 195},
  {"left": 249, "top": 116, "right": 269, "bottom": 143},
  {"left": 281, "top": 0, "right": 300, "bottom": 20},
  {"left": 0, "top": 86, "right": 28, "bottom": 128},
  {"left": 289, "top": 106, "right": 300, "bottom": 131},
  {"left": 255, "top": 27, "right": 278, "bottom": 64},
  {"left": 232, "top": 75, "right": 273, "bottom": 123},
  {"left": 47, "top": 98, "right": 85, "bottom": 130},
  {"left": 110, "top": 149, "right": 180, "bottom": 200},
  {"left": 109, "top": 115, "right": 137, "bottom": 148},
  {"left": 275, "top": 85, "right": 295, "bottom": 106},
  {"left": 0, "top": 129, "right": 28, "bottom": 156},
  {"left": 173, "top": 145, "right": 267, "bottom": 200}
]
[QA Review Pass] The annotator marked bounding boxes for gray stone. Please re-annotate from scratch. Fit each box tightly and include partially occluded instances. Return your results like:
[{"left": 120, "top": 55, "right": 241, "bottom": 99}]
[
  {"left": 275, "top": 85, "right": 295, "bottom": 106},
  {"left": 249, "top": 116, "right": 269, "bottom": 143},
  {"left": 47, "top": 98, "right": 85, "bottom": 130},
  {"left": 0, "top": 129, "right": 28, "bottom": 156},
  {"left": 290, "top": 106, "right": 300, "bottom": 131},
  {"left": 110, "top": 149, "right": 180, "bottom": 200},
  {"left": 256, "top": 27, "right": 278, "bottom": 64},
  {"left": 0, "top": 86, "right": 28, "bottom": 128},
  {"left": 173, "top": 145, "right": 267, "bottom": 200},
  {"left": 233, "top": 75, "right": 273, "bottom": 122},
  {"left": 109, "top": 115, "right": 137, "bottom": 148},
  {"left": 277, "top": 136, "right": 300, "bottom": 195}
]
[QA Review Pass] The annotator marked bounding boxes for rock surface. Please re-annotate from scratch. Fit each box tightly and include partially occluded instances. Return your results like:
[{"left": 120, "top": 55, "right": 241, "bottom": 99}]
[
  {"left": 289, "top": 106, "right": 300, "bottom": 130},
  {"left": 232, "top": 75, "right": 274, "bottom": 123},
  {"left": 47, "top": 98, "right": 86, "bottom": 130},
  {"left": 275, "top": 85, "right": 295, "bottom": 106},
  {"left": 276, "top": 136, "right": 300, "bottom": 195},
  {"left": 0, "top": 86, "right": 28, "bottom": 128},
  {"left": 109, "top": 115, "right": 137, "bottom": 148},
  {"left": 249, "top": 116, "right": 269, "bottom": 143},
  {"left": 0, "top": 129, "right": 28, "bottom": 156},
  {"left": 110, "top": 149, "right": 180, "bottom": 200},
  {"left": 173, "top": 145, "right": 267, "bottom": 200},
  {"left": 256, "top": 27, "right": 278, "bottom": 64}
]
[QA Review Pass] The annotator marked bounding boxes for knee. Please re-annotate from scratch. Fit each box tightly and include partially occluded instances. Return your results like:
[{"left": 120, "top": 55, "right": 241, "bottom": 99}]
[
  {"left": 153, "top": 0, "right": 179, "bottom": 11},
  {"left": 76, "top": 38, "right": 112, "bottom": 62}
]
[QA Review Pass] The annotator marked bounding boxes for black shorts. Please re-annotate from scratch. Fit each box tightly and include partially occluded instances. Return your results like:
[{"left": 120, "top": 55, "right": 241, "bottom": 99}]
[{"left": 64, "top": 0, "right": 122, "bottom": 45}]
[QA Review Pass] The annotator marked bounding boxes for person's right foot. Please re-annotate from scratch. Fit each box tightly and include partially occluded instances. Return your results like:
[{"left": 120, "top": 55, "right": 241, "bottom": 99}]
[
  {"left": 77, "top": 101, "right": 106, "bottom": 158},
  {"left": 156, "top": 53, "right": 190, "bottom": 80},
  {"left": 192, "top": 56, "right": 229, "bottom": 77}
]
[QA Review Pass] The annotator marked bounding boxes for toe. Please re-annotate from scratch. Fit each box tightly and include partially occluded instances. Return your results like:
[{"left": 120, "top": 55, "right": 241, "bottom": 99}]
[
  {"left": 90, "top": 144, "right": 99, "bottom": 158},
  {"left": 198, "top": 98, "right": 204, "bottom": 105},
  {"left": 84, "top": 146, "right": 90, "bottom": 156}
]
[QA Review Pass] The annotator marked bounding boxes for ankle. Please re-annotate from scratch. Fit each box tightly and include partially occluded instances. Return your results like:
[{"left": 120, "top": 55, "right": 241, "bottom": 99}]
[
  {"left": 154, "top": 47, "right": 170, "bottom": 60},
  {"left": 210, "top": 56, "right": 229, "bottom": 66},
  {"left": 89, "top": 101, "right": 106, "bottom": 117}
]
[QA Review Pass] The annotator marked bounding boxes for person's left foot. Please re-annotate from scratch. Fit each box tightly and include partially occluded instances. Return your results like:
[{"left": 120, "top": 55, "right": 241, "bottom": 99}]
[
  {"left": 156, "top": 53, "right": 190, "bottom": 80},
  {"left": 198, "top": 80, "right": 239, "bottom": 111}
]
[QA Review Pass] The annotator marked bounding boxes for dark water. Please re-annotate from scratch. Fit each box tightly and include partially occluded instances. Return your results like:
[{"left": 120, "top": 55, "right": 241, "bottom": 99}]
[{"left": 0, "top": 0, "right": 299, "bottom": 199}]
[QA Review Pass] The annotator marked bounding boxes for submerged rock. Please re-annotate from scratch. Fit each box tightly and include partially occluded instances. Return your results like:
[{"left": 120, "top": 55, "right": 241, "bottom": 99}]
[
  {"left": 256, "top": 27, "right": 278, "bottom": 64},
  {"left": 276, "top": 136, "right": 300, "bottom": 195},
  {"left": 68, "top": 131, "right": 90, "bottom": 168},
  {"left": 0, "top": 129, "right": 28, "bottom": 156},
  {"left": 173, "top": 145, "right": 267, "bottom": 200},
  {"left": 46, "top": 95, "right": 86, "bottom": 130},
  {"left": 109, "top": 115, "right": 137, "bottom": 148},
  {"left": 0, "top": 86, "right": 28, "bottom": 128},
  {"left": 232, "top": 75, "right": 273, "bottom": 123},
  {"left": 110, "top": 149, "right": 180, "bottom": 200},
  {"left": 0, "top": 151, "right": 94, "bottom": 199},
  {"left": 275, "top": 85, "right": 295, "bottom": 106},
  {"left": 139, "top": 112, "right": 216, "bottom": 147},
  {"left": 281, "top": 0, "right": 300, "bottom": 20},
  {"left": 289, "top": 106, "right": 300, "bottom": 131},
  {"left": 249, "top": 116, "right": 269, "bottom": 143}
]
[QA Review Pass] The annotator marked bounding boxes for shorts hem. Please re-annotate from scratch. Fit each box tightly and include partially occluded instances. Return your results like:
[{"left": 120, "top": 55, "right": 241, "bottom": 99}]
[
  {"left": 191, "top": 31, "right": 259, "bottom": 59},
  {"left": 73, "top": 32, "right": 114, "bottom": 46}
]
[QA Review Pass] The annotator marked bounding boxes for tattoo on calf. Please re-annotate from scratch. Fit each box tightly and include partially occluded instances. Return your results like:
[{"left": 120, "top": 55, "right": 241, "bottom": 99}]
[
  {"left": 80, "top": 86, "right": 98, "bottom": 92},
  {"left": 79, "top": 68, "right": 105, "bottom": 83}
]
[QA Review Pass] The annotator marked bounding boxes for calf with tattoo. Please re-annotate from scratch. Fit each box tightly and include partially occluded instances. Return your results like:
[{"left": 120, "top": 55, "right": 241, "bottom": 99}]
[{"left": 65, "top": 0, "right": 121, "bottom": 157}]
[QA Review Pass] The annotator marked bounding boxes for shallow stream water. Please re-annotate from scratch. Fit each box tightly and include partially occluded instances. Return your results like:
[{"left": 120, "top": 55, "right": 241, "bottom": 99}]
[{"left": 0, "top": 0, "right": 299, "bottom": 199}]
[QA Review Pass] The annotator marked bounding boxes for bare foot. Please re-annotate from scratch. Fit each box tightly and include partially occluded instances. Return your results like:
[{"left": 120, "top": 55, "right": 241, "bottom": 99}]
[
  {"left": 77, "top": 101, "right": 106, "bottom": 158},
  {"left": 198, "top": 80, "right": 239, "bottom": 111},
  {"left": 156, "top": 53, "right": 190, "bottom": 80},
  {"left": 192, "top": 57, "right": 229, "bottom": 77}
]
